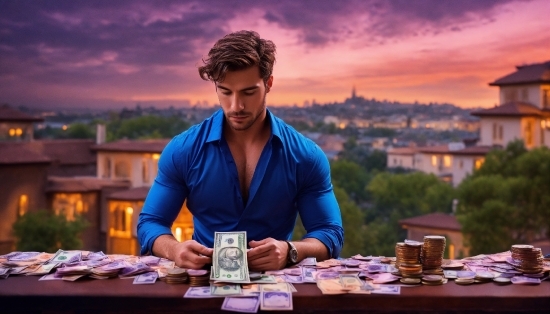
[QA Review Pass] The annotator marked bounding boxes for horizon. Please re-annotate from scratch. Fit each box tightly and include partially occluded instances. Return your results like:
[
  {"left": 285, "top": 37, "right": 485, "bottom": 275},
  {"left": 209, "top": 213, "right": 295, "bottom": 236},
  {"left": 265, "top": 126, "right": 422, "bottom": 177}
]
[{"left": 1, "top": 0, "right": 549, "bottom": 110}]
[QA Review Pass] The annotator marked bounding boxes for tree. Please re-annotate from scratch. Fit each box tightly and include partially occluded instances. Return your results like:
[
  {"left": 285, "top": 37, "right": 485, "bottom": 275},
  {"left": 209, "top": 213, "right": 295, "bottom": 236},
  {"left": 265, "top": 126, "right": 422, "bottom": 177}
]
[
  {"left": 66, "top": 122, "right": 95, "bottom": 139},
  {"left": 107, "top": 115, "right": 190, "bottom": 140},
  {"left": 364, "top": 172, "right": 456, "bottom": 256},
  {"left": 292, "top": 186, "right": 365, "bottom": 258},
  {"left": 457, "top": 140, "right": 550, "bottom": 255},
  {"left": 12, "top": 210, "right": 88, "bottom": 252},
  {"left": 330, "top": 160, "right": 369, "bottom": 203}
]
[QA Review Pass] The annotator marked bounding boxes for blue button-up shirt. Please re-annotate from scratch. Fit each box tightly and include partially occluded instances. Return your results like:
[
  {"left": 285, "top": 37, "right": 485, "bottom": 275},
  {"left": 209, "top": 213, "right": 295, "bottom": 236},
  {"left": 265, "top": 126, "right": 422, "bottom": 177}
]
[{"left": 137, "top": 109, "right": 343, "bottom": 258}]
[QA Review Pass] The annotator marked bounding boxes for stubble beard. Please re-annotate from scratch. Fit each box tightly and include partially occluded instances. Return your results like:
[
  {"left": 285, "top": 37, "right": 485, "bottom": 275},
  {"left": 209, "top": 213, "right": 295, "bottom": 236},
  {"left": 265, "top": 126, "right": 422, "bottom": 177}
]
[{"left": 225, "top": 91, "right": 267, "bottom": 132}]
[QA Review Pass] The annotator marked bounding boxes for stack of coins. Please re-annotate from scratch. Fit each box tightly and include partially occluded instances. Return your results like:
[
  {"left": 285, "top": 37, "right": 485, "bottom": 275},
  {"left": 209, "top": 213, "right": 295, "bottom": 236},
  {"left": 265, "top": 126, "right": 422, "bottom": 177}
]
[
  {"left": 396, "top": 241, "right": 423, "bottom": 278},
  {"left": 162, "top": 268, "right": 188, "bottom": 284},
  {"left": 510, "top": 244, "right": 544, "bottom": 274},
  {"left": 421, "top": 235, "right": 446, "bottom": 270},
  {"left": 474, "top": 271, "right": 494, "bottom": 283},
  {"left": 455, "top": 271, "right": 475, "bottom": 285},
  {"left": 188, "top": 269, "right": 210, "bottom": 287},
  {"left": 421, "top": 274, "right": 444, "bottom": 286}
]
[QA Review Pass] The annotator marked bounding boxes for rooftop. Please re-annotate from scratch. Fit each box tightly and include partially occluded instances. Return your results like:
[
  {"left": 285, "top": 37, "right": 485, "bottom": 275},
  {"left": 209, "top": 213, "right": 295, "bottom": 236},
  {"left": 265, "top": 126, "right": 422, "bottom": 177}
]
[
  {"left": 0, "top": 105, "right": 44, "bottom": 123},
  {"left": 399, "top": 212, "right": 461, "bottom": 231},
  {"left": 387, "top": 147, "right": 417, "bottom": 156},
  {"left": 0, "top": 142, "right": 51, "bottom": 164},
  {"left": 46, "top": 176, "right": 130, "bottom": 193},
  {"left": 108, "top": 186, "right": 150, "bottom": 201},
  {"left": 471, "top": 102, "right": 544, "bottom": 117},
  {"left": 490, "top": 60, "right": 550, "bottom": 86},
  {"left": 92, "top": 139, "right": 170, "bottom": 153}
]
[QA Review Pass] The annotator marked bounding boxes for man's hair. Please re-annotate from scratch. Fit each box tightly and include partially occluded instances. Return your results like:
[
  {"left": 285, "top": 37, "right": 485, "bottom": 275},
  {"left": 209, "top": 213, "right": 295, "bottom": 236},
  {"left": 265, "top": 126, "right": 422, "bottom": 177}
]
[{"left": 198, "top": 30, "right": 276, "bottom": 83}]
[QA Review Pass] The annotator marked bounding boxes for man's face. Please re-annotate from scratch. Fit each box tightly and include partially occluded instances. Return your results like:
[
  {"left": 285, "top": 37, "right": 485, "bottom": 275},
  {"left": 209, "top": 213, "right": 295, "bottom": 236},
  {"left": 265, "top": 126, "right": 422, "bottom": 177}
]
[{"left": 216, "top": 66, "right": 273, "bottom": 132}]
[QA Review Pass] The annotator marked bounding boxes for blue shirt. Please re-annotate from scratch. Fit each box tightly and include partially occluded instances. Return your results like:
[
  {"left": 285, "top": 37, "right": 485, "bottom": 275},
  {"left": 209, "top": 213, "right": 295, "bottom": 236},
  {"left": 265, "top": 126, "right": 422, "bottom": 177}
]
[{"left": 137, "top": 109, "right": 343, "bottom": 258}]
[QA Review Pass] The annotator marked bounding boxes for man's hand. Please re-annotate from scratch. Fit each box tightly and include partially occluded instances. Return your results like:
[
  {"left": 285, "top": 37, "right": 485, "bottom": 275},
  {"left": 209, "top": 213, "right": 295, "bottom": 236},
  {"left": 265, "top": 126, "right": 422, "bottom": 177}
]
[
  {"left": 247, "top": 238, "right": 288, "bottom": 271},
  {"left": 152, "top": 235, "right": 214, "bottom": 269}
]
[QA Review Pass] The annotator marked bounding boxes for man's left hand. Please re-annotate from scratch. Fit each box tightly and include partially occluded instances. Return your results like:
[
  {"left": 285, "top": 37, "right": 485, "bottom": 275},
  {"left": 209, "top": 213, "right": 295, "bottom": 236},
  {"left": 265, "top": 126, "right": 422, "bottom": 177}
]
[{"left": 247, "top": 238, "right": 288, "bottom": 271}]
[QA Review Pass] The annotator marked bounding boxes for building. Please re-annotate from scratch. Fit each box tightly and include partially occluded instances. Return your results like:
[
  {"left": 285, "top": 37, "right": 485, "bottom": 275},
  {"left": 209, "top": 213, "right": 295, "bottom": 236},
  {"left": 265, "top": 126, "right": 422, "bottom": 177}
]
[
  {"left": 388, "top": 60, "right": 550, "bottom": 186},
  {"left": 399, "top": 212, "right": 467, "bottom": 259}
]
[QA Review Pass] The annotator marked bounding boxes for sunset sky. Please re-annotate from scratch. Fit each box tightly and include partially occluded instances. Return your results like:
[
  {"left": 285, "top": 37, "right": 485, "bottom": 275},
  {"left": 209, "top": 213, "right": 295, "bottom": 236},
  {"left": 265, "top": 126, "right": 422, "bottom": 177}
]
[{"left": 1, "top": 0, "right": 549, "bottom": 110}]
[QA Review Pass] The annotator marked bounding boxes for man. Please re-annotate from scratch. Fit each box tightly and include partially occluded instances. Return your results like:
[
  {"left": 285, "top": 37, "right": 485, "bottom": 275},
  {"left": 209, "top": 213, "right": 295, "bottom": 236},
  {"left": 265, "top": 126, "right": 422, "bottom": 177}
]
[{"left": 137, "top": 30, "right": 343, "bottom": 271}]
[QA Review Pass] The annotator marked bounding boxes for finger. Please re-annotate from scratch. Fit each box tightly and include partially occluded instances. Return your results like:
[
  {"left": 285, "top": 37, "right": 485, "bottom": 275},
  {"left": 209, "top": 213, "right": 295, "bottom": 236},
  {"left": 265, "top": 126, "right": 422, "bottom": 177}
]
[
  {"left": 249, "top": 238, "right": 271, "bottom": 247},
  {"left": 247, "top": 247, "right": 271, "bottom": 261}
]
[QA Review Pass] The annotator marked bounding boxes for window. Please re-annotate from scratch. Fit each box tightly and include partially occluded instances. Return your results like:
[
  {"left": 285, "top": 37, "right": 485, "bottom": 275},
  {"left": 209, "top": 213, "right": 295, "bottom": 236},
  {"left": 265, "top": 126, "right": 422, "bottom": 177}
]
[
  {"left": 543, "top": 89, "right": 549, "bottom": 109},
  {"left": 393, "top": 158, "right": 397, "bottom": 165},
  {"left": 498, "top": 125, "right": 503, "bottom": 141},
  {"left": 52, "top": 193, "right": 85, "bottom": 221},
  {"left": 18, "top": 194, "right": 28, "bottom": 216},
  {"left": 431, "top": 155, "right": 437, "bottom": 167},
  {"left": 103, "top": 157, "right": 111, "bottom": 178},
  {"left": 459, "top": 160, "right": 464, "bottom": 169},
  {"left": 492, "top": 123, "right": 497, "bottom": 140},
  {"left": 521, "top": 88, "right": 528, "bottom": 101},
  {"left": 114, "top": 160, "right": 130, "bottom": 178},
  {"left": 443, "top": 155, "right": 451, "bottom": 168},
  {"left": 504, "top": 89, "right": 518, "bottom": 102},
  {"left": 525, "top": 121, "right": 533, "bottom": 147},
  {"left": 142, "top": 159, "right": 149, "bottom": 183},
  {"left": 474, "top": 158, "right": 484, "bottom": 170}
]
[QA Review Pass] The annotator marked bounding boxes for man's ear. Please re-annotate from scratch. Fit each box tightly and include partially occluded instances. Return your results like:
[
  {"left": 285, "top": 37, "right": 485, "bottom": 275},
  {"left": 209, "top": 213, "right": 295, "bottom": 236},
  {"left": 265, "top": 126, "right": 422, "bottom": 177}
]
[{"left": 266, "top": 76, "right": 273, "bottom": 92}]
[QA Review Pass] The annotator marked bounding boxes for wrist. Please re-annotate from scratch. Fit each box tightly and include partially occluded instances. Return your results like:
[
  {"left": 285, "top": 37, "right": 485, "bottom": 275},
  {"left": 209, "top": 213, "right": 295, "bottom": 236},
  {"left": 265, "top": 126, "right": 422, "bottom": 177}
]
[{"left": 285, "top": 241, "right": 298, "bottom": 265}]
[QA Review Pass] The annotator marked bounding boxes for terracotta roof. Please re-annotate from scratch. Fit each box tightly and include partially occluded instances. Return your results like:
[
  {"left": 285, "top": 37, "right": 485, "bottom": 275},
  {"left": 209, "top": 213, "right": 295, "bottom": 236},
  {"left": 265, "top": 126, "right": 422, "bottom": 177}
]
[
  {"left": 108, "top": 186, "right": 150, "bottom": 201},
  {"left": 416, "top": 145, "right": 452, "bottom": 154},
  {"left": 471, "top": 102, "right": 543, "bottom": 117},
  {"left": 0, "top": 142, "right": 51, "bottom": 164},
  {"left": 489, "top": 61, "right": 550, "bottom": 86},
  {"left": 92, "top": 139, "right": 170, "bottom": 153},
  {"left": 0, "top": 105, "right": 44, "bottom": 122},
  {"left": 450, "top": 145, "right": 493, "bottom": 156},
  {"left": 27, "top": 139, "right": 96, "bottom": 165},
  {"left": 46, "top": 176, "right": 130, "bottom": 193},
  {"left": 399, "top": 213, "right": 461, "bottom": 231},
  {"left": 387, "top": 147, "right": 417, "bottom": 156}
]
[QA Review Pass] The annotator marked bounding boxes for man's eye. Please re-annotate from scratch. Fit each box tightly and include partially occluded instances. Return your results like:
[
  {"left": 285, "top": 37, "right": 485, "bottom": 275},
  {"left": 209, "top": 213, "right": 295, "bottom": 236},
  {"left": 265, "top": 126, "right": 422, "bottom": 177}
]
[
  {"left": 244, "top": 91, "right": 255, "bottom": 96},
  {"left": 222, "top": 92, "right": 231, "bottom": 95}
]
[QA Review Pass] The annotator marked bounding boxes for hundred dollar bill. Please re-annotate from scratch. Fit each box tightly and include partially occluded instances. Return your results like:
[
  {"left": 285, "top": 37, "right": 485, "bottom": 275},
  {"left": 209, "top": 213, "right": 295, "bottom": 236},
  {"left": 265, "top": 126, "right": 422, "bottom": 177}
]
[
  {"left": 213, "top": 231, "right": 250, "bottom": 283},
  {"left": 48, "top": 250, "right": 82, "bottom": 265}
]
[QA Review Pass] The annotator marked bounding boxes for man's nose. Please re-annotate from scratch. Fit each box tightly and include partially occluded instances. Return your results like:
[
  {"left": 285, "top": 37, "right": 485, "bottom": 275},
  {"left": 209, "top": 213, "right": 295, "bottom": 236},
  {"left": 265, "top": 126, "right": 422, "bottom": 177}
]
[{"left": 230, "top": 94, "right": 245, "bottom": 111}]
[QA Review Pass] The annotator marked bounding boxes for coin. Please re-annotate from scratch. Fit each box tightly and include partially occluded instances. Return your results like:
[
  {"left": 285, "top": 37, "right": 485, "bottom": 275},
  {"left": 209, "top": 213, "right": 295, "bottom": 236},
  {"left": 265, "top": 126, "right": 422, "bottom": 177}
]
[{"left": 400, "top": 277, "right": 421, "bottom": 285}]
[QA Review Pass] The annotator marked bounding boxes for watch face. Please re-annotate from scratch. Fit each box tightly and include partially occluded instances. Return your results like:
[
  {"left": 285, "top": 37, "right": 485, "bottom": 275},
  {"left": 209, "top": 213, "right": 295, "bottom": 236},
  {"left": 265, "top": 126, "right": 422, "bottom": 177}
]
[{"left": 290, "top": 249, "right": 298, "bottom": 263}]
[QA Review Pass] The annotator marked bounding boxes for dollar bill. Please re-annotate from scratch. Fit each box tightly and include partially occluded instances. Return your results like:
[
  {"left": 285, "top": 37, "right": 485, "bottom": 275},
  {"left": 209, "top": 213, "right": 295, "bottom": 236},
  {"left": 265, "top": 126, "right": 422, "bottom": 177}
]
[
  {"left": 339, "top": 274, "right": 364, "bottom": 290},
  {"left": 213, "top": 231, "right": 250, "bottom": 283},
  {"left": 48, "top": 250, "right": 82, "bottom": 264},
  {"left": 260, "top": 291, "right": 293, "bottom": 311},
  {"left": 210, "top": 284, "right": 242, "bottom": 296},
  {"left": 222, "top": 297, "right": 260, "bottom": 313}
]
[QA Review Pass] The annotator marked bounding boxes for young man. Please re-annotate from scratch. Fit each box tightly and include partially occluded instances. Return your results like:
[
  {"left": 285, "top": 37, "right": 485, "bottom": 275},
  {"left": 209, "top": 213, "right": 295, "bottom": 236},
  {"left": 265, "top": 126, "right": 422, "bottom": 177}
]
[{"left": 137, "top": 30, "right": 343, "bottom": 271}]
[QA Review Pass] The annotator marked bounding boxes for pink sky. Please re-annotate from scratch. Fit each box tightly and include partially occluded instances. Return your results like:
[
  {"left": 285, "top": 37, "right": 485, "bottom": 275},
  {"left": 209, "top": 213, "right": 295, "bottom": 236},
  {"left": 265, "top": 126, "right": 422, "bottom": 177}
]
[{"left": 1, "top": 0, "right": 549, "bottom": 109}]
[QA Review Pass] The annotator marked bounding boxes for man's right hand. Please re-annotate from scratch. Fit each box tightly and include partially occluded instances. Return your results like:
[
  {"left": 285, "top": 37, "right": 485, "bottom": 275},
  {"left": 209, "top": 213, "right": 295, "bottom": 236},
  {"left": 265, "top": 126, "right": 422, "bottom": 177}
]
[{"left": 153, "top": 235, "right": 213, "bottom": 269}]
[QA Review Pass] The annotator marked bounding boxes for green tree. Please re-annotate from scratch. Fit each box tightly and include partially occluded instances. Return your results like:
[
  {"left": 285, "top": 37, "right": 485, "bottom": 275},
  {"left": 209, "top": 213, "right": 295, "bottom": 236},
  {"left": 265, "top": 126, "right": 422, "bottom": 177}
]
[
  {"left": 330, "top": 160, "right": 370, "bottom": 202},
  {"left": 292, "top": 186, "right": 365, "bottom": 258},
  {"left": 364, "top": 172, "right": 456, "bottom": 256},
  {"left": 12, "top": 210, "right": 88, "bottom": 252},
  {"left": 457, "top": 140, "right": 550, "bottom": 255},
  {"left": 66, "top": 122, "right": 95, "bottom": 139},
  {"left": 107, "top": 115, "right": 190, "bottom": 140}
]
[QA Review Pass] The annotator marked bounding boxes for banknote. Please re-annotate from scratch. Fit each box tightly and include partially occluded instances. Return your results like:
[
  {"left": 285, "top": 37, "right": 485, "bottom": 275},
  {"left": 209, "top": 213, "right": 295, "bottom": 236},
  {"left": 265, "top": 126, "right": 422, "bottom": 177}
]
[
  {"left": 371, "top": 285, "right": 401, "bottom": 295},
  {"left": 213, "top": 231, "right": 250, "bottom": 283},
  {"left": 260, "top": 291, "right": 293, "bottom": 311},
  {"left": 25, "top": 263, "right": 58, "bottom": 276},
  {"left": 133, "top": 272, "right": 158, "bottom": 284},
  {"left": 184, "top": 287, "right": 217, "bottom": 298},
  {"left": 211, "top": 284, "right": 242, "bottom": 296},
  {"left": 48, "top": 250, "right": 82, "bottom": 264},
  {"left": 301, "top": 267, "right": 316, "bottom": 283},
  {"left": 339, "top": 274, "right": 364, "bottom": 289},
  {"left": 222, "top": 297, "right": 260, "bottom": 313},
  {"left": 316, "top": 279, "right": 348, "bottom": 295}
]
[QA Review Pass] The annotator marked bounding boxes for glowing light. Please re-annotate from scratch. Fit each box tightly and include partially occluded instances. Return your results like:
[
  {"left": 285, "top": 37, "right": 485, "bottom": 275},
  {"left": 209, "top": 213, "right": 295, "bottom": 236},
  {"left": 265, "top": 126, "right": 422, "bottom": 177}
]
[
  {"left": 126, "top": 206, "right": 133, "bottom": 215},
  {"left": 152, "top": 153, "right": 160, "bottom": 160},
  {"left": 18, "top": 195, "right": 28, "bottom": 216},
  {"left": 15, "top": 128, "right": 23, "bottom": 136},
  {"left": 542, "top": 120, "right": 547, "bottom": 129},
  {"left": 62, "top": 125, "right": 68, "bottom": 131},
  {"left": 9, "top": 128, "right": 15, "bottom": 136},
  {"left": 431, "top": 155, "right": 437, "bottom": 167},
  {"left": 175, "top": 227, "right": 182, "bottom": 242}
]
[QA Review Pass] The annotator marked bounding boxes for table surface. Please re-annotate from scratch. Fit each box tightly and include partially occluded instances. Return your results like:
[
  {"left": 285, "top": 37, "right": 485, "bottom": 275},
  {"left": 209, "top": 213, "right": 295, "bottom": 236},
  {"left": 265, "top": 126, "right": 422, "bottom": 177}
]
[{"left": 1, "top": 275, "right": 549, "bottom": 314}]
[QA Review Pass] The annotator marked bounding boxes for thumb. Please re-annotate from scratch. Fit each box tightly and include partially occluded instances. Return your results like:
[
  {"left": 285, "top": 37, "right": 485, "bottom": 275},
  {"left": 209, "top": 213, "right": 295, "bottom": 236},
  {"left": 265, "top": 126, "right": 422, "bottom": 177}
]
[{"left": 191, "top": 242, "right": 213, "bottom": 257}]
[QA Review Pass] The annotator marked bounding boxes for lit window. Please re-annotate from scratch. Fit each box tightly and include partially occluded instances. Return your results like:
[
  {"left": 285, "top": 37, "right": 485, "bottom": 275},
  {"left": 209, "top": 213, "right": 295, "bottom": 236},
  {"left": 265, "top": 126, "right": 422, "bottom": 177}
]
[
  {"left": 126, "top": 206, "right": 133, "bottom": 215},
  {"left": 431, "top": 155, "right": 437, "bottom": 166},
  {"left": 541, "top": 120, "right": 546, "bottom": 129},
  {"left": 15, "top": 128, "right": 22, "bottom": 136},
  {"left": 474, "top": 158, "right": 484, "bottom": 170},
  {"left": 449, "top": 244, "right": 455, "bottom": 260},
  {"left": 459, "top": 160, "right": 463, "bottom": 169},
  {"left": 443, "top": 155, "right": 451, "bottom": 168},
  {"left": 152, "top": 154, "right": 160, "bottom": 160},
  {"left": 18, "top": 195, "right": 28, "bottom": 216},
  {"left": 9, "top": 128, "right": 15, "bottom": 136},
  {"left": 525, "top": 121, "right": 533, "bottom": 147},
  {"left": 142, "top": 159, "right": 149, "bottom": 183}
]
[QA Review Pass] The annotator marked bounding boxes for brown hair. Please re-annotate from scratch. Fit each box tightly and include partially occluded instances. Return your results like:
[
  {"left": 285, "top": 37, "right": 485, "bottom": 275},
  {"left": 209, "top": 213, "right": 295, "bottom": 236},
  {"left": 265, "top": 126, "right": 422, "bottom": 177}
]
[{"left": 198, "top": 30, "right": 276, "bottom": 83}]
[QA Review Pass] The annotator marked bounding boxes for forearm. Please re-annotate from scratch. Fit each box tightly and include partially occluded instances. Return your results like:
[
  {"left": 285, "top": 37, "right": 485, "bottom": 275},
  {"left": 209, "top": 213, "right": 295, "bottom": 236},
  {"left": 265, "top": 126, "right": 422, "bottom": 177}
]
[
  {"left": 292, "top": 238, "right": 330, "bottom": 262},
  {"left": 152, "top": 234, "right": 179, "bottom": 260}
]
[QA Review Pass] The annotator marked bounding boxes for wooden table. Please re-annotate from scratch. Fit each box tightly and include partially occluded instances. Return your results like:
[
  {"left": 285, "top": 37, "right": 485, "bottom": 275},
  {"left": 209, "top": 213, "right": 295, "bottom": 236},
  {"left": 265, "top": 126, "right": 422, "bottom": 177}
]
[{"left": 1, "top": 275, "right": 549, "bottom": 313}]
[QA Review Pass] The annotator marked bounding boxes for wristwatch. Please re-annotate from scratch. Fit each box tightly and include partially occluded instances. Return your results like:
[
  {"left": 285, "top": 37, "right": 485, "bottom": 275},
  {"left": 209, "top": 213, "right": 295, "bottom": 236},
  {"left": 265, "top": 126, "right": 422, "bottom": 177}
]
[{"left": 286, "top": 241, "right": 298, "bottom": 265}]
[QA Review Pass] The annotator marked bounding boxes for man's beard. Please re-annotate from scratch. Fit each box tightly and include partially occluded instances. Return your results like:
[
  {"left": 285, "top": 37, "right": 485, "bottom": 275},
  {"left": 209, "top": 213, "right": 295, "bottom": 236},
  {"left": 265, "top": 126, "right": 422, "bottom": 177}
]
[{"left": 225, "top": 91, "right": 267, "bottom": 132}]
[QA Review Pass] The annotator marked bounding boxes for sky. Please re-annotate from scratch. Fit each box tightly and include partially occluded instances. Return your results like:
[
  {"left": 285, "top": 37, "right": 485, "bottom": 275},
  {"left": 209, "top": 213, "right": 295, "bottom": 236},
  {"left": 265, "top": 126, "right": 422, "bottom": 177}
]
[{"left": 1, "top": 0, "right": 549, "bottom": 110}]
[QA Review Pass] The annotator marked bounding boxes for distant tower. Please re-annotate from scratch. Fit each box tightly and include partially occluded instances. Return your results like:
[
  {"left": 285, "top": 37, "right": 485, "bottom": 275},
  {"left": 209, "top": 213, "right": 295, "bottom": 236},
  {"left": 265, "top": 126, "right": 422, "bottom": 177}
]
[{"left": 351, "top": 86, "right": 357, "bottom": 100}]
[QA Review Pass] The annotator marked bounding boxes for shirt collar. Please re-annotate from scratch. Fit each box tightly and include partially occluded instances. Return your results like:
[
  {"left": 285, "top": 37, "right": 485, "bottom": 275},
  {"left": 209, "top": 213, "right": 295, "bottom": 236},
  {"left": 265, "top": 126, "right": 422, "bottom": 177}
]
[{"left": 205, "top": 108, "right": 283, "bottom": 144}]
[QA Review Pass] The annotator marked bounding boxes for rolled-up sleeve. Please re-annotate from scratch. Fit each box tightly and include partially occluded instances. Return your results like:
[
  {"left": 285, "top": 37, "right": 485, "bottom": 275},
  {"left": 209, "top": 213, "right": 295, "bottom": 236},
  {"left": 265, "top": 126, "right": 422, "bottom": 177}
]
[
  {"left": 296, "top": 144, "right": 344, "bottom": 258},
  {"left": 137, "top": 137, "right": 189, "bottom": 255}
]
